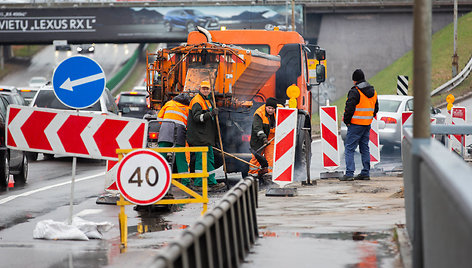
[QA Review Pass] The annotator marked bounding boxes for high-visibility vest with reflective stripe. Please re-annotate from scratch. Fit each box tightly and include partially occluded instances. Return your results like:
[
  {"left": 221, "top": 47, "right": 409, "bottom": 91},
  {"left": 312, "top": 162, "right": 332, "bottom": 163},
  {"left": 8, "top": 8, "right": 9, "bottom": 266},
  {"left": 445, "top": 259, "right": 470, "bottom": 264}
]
[
  {"left": 157, "top": 100, "right": 189, "bottom": 126},
  {"left": 351, "top": 88, "right": 377, "bottom": 125},
  {"left": 190, "top": 93, "right": 212, "bottom": 112}
]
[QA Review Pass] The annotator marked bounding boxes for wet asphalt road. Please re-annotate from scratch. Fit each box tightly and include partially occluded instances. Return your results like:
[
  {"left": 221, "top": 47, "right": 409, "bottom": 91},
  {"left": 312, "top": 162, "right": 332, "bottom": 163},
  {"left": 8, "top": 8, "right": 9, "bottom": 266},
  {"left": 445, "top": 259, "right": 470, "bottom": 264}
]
[{"left": 0, "top": 139, "right": 404, "bottom": 268}]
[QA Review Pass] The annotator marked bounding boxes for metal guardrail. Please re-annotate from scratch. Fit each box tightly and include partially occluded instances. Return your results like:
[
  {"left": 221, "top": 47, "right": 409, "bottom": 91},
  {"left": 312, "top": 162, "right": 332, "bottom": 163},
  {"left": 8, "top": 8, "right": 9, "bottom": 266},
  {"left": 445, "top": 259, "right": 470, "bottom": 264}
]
[
  {"left": 431, "top": 55, "right": 472, "bottom": 96},
  {"left": 151, "top": 176, "right": 259, "bottom": 268},
  {"left": 402, "top": 129, "right": 472, "bottom": 268}
]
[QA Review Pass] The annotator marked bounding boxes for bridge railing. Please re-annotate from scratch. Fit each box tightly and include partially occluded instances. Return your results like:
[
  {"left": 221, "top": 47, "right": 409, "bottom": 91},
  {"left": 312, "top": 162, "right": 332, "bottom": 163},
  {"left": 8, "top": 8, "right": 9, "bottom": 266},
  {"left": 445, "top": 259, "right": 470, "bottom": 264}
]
[
  {"left": 402, "top": 129, "right": 472, "bottom": 267},
  {"left": 150, "top": 176, "right": 259, "bottom": 268}
]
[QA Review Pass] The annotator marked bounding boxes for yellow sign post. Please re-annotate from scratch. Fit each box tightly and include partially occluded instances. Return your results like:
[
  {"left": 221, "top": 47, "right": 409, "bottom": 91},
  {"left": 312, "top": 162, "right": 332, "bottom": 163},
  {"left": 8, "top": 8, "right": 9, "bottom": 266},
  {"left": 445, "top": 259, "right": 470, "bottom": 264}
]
[{"left": 115, "top": 146, "right": 210, "bottom": 249}]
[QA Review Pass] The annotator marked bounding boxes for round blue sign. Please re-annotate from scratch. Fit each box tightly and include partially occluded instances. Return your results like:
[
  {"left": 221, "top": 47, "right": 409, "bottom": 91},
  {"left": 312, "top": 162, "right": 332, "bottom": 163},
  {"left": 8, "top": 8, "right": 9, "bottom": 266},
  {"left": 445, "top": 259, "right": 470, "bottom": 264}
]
[{"left": 52, "top": 56, "right": 106, "bottom": 109}]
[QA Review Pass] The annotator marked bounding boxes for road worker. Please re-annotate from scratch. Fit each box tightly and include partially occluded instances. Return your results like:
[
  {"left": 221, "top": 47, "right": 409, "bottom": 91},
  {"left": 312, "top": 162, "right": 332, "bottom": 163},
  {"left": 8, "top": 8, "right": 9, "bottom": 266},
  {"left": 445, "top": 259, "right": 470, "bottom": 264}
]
[
  {"left": 187, "top": 81, "right": 226, "bottom": 192},
  {"left": 341, "top": 69, "right": 378, "bottom": 181},
  {"left": 248, "top": 97, "right": 282, "bottom": 179},
  {"left": 157, "top": 93, "right": 191, "bottom": 185}
]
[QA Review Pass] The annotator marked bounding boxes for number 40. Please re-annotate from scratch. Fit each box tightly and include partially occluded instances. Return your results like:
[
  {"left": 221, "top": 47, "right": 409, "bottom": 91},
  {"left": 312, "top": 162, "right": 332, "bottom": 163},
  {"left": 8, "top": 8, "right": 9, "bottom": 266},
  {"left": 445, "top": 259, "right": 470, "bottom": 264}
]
[{"left": 128, "top": 166, "right": 159, "bottom": 187}]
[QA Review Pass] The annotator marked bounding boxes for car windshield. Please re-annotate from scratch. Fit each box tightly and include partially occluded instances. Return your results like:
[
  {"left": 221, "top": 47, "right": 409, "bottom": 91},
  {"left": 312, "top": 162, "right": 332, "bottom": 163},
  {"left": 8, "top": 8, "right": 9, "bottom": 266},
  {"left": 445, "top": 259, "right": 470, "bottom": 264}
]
[
  {"left": 119, "top": 94, "right": 146, "bottom": 104},
  {"left": 33, "top": 90, "right": 101, "bottom": 111},
  {"left": 379, "top": 99, "right": 402, "bottom": 113},
  {"left": 19, "top": 90, "right": 37, "bottom": 99},
  {"left": 186, "top": 9, "right": 204, "bottom": 16},
  {"left": 30, "top": 77, "right": 46, "bottom": 84}
]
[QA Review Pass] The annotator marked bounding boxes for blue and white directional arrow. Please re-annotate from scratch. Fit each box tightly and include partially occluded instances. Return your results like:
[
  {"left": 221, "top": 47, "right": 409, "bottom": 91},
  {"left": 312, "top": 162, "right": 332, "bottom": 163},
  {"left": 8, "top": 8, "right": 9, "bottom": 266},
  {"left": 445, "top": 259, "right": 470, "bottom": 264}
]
[
  {"left": 60, "top": 73, "right": 106, "bottom": 92},
  {"left": 52, "top": 56, "right": 106, "bottom": 109}
]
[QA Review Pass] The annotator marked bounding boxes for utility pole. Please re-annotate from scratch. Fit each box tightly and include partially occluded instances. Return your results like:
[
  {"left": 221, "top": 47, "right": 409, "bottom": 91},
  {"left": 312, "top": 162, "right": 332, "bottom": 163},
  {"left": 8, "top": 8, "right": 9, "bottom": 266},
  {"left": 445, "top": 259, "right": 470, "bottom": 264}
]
[{"left": 452, "top": 0, "right": 459, "bottom": 77}]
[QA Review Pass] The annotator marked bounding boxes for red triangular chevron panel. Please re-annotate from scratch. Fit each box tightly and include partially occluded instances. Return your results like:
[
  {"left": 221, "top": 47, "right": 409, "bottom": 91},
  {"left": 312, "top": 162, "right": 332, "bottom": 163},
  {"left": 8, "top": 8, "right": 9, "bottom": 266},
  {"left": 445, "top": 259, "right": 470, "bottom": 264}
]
[
  {"left": 93, "top": 119, "right": 128, "bottom": 158},
  {"left": 58, "top": 115, "right": 92, "bottom": 155},
  {"left": 21, "top": 110, "right": 56, "bottom": 150}
]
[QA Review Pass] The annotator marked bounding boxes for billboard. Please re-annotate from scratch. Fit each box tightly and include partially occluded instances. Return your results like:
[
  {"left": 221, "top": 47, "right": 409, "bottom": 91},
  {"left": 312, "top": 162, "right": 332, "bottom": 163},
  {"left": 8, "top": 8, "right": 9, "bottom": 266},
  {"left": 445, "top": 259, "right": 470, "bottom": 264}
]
[{"left": 0, "top": 5, "right": 304, "bottom": 44}]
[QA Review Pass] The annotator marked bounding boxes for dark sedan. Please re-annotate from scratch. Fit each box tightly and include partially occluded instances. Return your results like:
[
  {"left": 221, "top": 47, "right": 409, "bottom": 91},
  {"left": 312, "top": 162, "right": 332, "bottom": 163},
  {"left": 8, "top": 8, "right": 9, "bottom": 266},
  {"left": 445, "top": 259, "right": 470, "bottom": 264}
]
[{"left": 0, "top": 95, "right": 28, "bottom": 189}]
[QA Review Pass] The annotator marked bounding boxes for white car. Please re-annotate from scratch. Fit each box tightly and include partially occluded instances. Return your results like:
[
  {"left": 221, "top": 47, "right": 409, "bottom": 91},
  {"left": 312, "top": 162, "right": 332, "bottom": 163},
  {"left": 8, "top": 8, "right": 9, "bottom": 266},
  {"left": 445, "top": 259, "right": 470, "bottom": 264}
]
[
  {"left": 340, "top": 95, "right": 445, "bottom": 150},
  {"left": 28, "top": 76, "right": 48, "bottom": 88}
]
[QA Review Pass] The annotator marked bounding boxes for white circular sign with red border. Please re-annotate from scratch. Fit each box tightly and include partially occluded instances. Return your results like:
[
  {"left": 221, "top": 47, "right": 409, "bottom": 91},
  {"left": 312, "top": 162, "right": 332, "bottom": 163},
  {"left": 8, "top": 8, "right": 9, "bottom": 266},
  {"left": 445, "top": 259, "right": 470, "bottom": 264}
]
[{"left": 117, "top": 149, "right": 171, "bottom": 205}]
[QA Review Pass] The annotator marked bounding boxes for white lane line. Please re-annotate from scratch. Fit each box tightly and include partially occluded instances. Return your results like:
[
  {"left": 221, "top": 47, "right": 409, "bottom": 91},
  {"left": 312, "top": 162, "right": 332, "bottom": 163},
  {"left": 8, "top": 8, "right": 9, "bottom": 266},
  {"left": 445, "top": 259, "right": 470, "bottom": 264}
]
[{"left": 0, "top": 172, "right": 105, "bottom": 205}]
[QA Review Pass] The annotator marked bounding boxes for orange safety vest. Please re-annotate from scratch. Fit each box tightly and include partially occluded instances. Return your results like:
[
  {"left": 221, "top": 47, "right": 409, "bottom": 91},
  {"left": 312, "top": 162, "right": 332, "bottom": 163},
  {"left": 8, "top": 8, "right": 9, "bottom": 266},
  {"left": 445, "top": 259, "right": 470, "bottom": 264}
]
[
  {"left": 189, "top": 93, "right": 212, "bottom": 112},
  {"left": 157, "top": 100, "right": 189, "bottom": 126},
  {"left": 254, "top": 104, "right": 284, "bottom": 134},
  {"left": 351, "top": 88, "right": 377, "bottom": 125}
]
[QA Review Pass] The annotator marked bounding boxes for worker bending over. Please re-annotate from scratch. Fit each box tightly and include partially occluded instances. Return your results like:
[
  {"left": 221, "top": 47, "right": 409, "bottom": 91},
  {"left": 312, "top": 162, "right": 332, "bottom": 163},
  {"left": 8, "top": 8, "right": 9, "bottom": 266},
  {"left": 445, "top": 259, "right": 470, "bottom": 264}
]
[
  {"left": 249, "top": 97, "right": 281, "bottom": 178},
  {"left": 157, "top": 93, "right": 191, "bottom": 185}
]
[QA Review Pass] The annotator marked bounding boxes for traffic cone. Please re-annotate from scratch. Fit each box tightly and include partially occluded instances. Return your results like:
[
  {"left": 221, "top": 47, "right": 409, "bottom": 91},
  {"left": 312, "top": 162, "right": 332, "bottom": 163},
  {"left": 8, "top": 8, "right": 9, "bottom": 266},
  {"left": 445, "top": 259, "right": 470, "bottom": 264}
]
[{"left": 8, "top": 175, "right": 14, "bottom": 188}]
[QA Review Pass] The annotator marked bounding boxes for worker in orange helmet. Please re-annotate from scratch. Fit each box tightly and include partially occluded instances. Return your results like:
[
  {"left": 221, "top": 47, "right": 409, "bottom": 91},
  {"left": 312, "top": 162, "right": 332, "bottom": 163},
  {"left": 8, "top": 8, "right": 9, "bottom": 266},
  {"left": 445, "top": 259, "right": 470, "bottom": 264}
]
[
  {"left": 187, "top": 81, "right": 226, "bottom": 192},
  {"left": 248, "top": 97, "right": 282, "bottom": 180}
]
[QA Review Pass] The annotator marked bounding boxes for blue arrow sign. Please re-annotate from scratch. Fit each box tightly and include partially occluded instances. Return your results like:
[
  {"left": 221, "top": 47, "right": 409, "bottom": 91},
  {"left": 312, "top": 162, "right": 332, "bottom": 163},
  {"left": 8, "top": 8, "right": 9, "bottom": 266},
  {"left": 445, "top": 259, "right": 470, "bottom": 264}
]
[{"left": 52, "top": 56, "right": 106, "bottom": 109}]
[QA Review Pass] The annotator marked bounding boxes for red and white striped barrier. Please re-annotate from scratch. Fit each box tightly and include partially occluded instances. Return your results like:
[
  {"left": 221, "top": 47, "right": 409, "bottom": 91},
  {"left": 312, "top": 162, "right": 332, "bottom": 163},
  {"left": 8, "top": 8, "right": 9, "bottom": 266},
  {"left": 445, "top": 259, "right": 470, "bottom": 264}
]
[
  {"left": 369, "top": 116, "right": 380, "bottom": 166},
  {"left": 272, "top": 108, "right": 298, "bottom": 187},
  {"left": 401, "top": 111, "right": 413, "bottom": 143},
  {"left": 450, "top": 106, "right": 467, "bottom": 154},
  {"left": 320, "top": 106, "right": 340, "bottom": 169}
]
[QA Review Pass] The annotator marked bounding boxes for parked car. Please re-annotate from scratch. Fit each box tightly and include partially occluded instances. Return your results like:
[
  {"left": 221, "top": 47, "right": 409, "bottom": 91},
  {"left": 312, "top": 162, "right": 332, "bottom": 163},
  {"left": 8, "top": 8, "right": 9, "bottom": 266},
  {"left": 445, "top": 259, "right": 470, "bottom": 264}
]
[
  {"left": 0, "top": 95, "right": 28, "bottom": 189},
  {"left": 28, "top": 76, "right": 48, "bottom": 88},
  {"left": 18, "top": 87, "right": 39, "bottom": 105},
  {"left": 340, "top": 95, "right": 446, "bottom": 150},
  {"left": 116, "top": 90, "right": 154, "bottom": 119},
  {"left": 77, "top": 44, "right": 95, "bottom": 54},
  {"left": 164, "top": 9, "right": 219, "bottom": 33},
  {"left": 28, "top": 86, "right": 118, "bottom": 160},
  {"left": 0, "top": 87, "right": 26, "bottom": 107}
]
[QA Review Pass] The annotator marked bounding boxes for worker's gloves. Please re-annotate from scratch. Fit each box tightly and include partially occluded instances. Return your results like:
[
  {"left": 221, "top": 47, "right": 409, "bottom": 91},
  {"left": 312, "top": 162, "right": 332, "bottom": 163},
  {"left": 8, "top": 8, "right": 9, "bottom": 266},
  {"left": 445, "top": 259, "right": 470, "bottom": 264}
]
[
  {"left": 210, "top": 108, "right": 219, "bottom": 117},
  {"left": 263, "top": 137, "right": 269, "bottom": 145}
]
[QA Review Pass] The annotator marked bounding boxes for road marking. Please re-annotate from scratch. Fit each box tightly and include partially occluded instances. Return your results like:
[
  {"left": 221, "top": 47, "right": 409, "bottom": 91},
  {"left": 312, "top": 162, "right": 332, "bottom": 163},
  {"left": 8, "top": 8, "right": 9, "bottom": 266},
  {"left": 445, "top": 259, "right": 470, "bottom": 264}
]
[
  {"left": 0, "top": 172, "right": 105, "bottom": 205},
  {"left": 75, "top": 209, "right": 103, "bottom": 217}
]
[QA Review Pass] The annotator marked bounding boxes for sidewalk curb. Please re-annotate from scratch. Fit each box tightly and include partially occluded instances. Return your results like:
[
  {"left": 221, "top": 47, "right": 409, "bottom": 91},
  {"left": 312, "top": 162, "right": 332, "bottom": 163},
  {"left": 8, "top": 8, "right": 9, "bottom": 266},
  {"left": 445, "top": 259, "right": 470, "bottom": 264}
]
[{"left": 394, "top": 226, "right": 412, "bottom": 268}]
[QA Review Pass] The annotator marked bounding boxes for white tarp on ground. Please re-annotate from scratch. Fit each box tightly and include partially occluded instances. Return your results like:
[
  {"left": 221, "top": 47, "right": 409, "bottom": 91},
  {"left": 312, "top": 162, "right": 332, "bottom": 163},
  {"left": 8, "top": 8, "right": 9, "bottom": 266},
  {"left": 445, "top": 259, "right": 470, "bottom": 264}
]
[{"left": 33, "top": 216, "right": 113, "bottom": 241}]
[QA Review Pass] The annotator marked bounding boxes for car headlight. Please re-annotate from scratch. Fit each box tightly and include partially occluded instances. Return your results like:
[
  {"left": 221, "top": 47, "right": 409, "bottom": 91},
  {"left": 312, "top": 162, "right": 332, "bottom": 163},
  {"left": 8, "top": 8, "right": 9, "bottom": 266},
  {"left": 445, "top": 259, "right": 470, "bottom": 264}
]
[
  {"left": 77, "top": 47, "right": 82, "bottom": 52},
  {"left": 89, "top": 47, "right": 95, "bottom": 52}
]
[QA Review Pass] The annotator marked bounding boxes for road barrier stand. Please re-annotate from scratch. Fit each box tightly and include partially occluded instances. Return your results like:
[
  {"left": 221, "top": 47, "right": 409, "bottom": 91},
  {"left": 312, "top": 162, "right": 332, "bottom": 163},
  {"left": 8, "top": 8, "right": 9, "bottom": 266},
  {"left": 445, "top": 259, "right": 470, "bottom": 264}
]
[
  {"left": 319, "top": 106, "right": 343, "bottom": 179},
  {"left": 115, "top": 146, "right": 210, "bottom": 249},
  {"left": 151, "top": 176, "right": 259, "bottom": 268}
]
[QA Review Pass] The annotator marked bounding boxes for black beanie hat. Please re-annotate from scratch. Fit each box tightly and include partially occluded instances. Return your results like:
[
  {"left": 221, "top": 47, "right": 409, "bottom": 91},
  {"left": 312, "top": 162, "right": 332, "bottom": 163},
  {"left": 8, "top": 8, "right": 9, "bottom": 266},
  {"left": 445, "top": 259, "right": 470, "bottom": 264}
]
[
  {"left": 266, "top": 97, "right": 278, "bottom": 109},
  {"left": 352, "top": 69, "right": 365, "bottom": 82}
]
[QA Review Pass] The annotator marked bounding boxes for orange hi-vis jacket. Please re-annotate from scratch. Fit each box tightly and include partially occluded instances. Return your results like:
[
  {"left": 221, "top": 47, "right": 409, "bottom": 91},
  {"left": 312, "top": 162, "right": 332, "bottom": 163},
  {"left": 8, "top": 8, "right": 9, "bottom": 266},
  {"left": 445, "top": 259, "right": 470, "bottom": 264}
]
[
  {"left": 351, "top": 88, "right": 377, "bottom": 125},
  {"left": 157, "top": 100, "right": 189, "bottom": 127},
  {"left": 189, "top": 93, "right": 212, "bottom": 113}
]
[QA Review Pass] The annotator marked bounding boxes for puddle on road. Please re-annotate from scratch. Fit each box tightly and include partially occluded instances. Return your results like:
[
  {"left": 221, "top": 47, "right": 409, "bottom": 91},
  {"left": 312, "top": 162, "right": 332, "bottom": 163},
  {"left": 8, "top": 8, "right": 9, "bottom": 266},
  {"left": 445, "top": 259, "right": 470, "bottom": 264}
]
[
  {"left": 128, "top": 204, "right": 188, "bottom": 234},
  {"left": 255, "top": 230, "right": 400, "bottom": 268}
]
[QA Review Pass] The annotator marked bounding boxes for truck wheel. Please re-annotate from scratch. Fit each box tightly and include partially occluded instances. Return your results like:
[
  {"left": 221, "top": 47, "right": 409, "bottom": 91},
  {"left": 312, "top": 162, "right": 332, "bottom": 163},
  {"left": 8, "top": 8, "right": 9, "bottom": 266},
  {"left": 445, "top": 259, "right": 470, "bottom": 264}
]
[
  {"left": 14, "top": 154, "right": 28, "bottom": 186},
  {"left": 0, "top": 153, "right": 9, "bottom": 189}
]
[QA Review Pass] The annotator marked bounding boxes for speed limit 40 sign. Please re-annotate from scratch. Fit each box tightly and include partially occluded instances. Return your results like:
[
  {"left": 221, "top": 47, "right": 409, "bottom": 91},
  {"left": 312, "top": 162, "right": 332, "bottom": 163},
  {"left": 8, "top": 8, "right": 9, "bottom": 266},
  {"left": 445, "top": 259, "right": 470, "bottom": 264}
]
[{"left": 117, "top": 149, "right": 172, "bottom": 205}]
